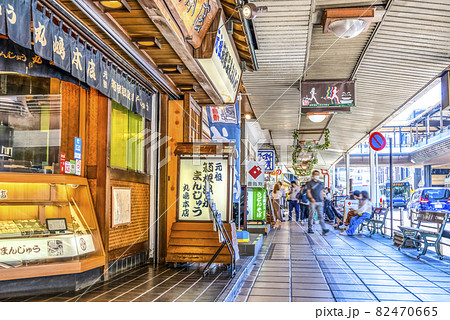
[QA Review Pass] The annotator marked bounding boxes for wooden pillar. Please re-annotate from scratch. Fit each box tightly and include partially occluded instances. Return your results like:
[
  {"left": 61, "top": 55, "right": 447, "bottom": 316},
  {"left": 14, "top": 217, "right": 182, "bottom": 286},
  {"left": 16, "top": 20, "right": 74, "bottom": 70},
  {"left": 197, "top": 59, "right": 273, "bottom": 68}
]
[
  {"left": 158, "top": 94, "right": 169, "bottom": 262},
  {"left": 183, "top": 93, "right": 191, "bottom": 142},
  {"left": 158, "top": 95, "right": 184, "bottom": 262}
]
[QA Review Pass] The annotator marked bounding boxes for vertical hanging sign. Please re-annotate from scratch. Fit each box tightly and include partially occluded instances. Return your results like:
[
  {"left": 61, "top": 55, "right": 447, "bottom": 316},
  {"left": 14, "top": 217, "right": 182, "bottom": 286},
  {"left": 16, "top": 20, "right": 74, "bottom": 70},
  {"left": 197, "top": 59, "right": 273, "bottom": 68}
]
[
  {"left": 70, "top": 36, "right": 86, "bottom": 82},
  {"left": 86, "top": 47, "right": 100, "bottom": 90},
  {"left": 100, "top": 58, "right": 110, "bottom": 96},
  {"left": 0, "top": 0, "right": 6, "bottom": 35},
  {"left": 52, "top": 21, "right": 71, "bottom": 72},
  {"left": 6, "top": 0, "right": 31, "bottom": 49},
  {"left": 32, "top": 0, "right": 52, "bottom": 61},
  {"left": 207, "top": 101, "right": 241, "bottom": 203}
]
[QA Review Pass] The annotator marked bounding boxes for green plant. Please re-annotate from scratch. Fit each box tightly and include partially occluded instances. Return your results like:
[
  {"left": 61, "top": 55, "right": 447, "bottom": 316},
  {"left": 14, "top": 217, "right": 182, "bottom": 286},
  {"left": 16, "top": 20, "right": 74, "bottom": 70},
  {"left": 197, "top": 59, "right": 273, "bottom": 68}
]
[{"left": 291, "top": 129, "right": 330, "bottom": 176}]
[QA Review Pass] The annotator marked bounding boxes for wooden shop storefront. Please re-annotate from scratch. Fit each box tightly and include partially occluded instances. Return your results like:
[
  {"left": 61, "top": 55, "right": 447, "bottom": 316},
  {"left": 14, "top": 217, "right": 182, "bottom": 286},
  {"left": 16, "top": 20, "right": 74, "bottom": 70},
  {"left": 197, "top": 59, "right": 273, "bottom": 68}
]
[
  {"left": 151, "top": 0, "right": 253, "bottom": 264},
  {"left": 0, "top": 0, "right": 161, "bottom": 297}
]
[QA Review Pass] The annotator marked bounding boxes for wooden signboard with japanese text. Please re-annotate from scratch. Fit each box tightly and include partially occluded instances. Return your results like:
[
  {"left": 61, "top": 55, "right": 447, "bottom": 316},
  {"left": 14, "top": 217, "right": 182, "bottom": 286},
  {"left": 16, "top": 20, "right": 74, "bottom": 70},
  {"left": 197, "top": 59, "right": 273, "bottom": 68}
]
[{"left": 163, "top": 0, "right": 220, "bottom": 48}]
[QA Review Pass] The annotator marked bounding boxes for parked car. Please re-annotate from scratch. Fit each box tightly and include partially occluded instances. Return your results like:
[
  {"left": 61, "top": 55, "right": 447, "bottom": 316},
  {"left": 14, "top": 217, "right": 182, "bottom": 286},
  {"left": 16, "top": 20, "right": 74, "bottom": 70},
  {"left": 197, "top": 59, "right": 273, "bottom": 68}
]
[{"left": 407, "top": 188, "right": 450, "bottom": 220}]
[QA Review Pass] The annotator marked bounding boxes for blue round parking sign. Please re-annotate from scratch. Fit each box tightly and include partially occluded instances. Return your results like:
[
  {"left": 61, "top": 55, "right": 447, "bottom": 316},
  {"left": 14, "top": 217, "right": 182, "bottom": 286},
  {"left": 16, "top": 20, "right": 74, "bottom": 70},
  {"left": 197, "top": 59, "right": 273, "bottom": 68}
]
[{"left": 369, "top": 132, "right": 386, "bottom": 151}]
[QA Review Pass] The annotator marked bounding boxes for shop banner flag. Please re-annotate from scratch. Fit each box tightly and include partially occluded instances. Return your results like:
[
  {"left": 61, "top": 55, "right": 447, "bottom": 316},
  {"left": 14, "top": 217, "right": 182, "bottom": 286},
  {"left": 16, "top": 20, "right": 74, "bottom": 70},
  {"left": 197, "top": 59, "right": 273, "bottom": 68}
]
[
  {"left": 0, "top": 38, "right": 85, "bottom": 87},
  {"left": 207, "top": 101, "right": 241, "bottom": 203},
  {"left": 52, "top": 22, "right": 71, "bottom": 72},
  {"left": 138, "top": 86, "right": 147, "bottom": 117},
  {"left": 132, "top": 84, "right": 142, "bottom": 115},
  {"left": 142, "top": 88, "right": 152, "bottom": 119},
  {"left": 0, "top": 0, "right": 6, "bottom": 35},
  {"left": 32, "top": 1, "right": 52, "bottom": 61},
  {"left": 120, "top": 73, "right": 131, "bottom": 109},
  {"left": 70, "top": 36, "right": 86, "bottom": 82},
  {"left": 144, "top": 90, "right": 152, "bottom": 120},
  {"left": 86, "top": 47, "right": 101, "bottom": 90},
  {"left": 116, "top": 70, "right": 125, "bottom": 107},
  {"left": 109, "top": 65, "right": 120, "bottom": 103},
  {"left": 99, "top": 58, "right": 110, "bottom": 96},
  {"left": 6, "top": 0, "right": 31, "bottom": 49}
]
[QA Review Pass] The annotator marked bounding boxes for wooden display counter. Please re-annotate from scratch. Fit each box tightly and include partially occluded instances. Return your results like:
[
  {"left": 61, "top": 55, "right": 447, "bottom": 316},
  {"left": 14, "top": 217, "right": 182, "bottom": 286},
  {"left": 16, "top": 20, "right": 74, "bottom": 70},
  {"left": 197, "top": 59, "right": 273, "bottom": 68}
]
[{"left": 0, "top": 173, "right": 105, "bottom": 282}]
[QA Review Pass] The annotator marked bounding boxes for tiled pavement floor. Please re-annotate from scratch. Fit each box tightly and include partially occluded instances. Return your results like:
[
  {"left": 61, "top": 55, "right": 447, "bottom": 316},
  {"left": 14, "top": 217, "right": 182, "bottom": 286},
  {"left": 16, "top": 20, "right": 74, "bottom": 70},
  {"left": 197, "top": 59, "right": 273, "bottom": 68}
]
[
  {"left": 236, "top": 221, "right": 450, "bottom": 302},
  {"left": 2, "top": 262, "right": 238, "bottom": 302}
]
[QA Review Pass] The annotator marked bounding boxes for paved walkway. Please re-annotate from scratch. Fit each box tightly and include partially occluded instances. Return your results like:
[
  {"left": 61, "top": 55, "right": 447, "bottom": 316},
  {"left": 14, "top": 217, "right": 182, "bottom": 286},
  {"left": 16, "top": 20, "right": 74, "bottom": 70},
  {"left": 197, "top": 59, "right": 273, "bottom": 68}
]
[
  {"left": 236, "top": 221, "right": 450, "bottom": 302},
  {"left": 3, "top": 262, "right": 240, "bottom": 302}
]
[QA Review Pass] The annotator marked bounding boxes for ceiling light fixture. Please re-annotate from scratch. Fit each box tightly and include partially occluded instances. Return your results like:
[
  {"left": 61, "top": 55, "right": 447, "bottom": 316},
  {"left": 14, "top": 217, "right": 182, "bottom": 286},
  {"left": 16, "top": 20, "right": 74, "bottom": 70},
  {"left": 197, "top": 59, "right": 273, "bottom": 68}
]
[
  {"left": 242, "top": 3, "right": 268, "bottom": 20},
  {"left": 178, "top": 85, "right": 197, "bottom": 92},
  {"left": 132, "top": 37, "right": 161, "bottom": 49},
  {"left": 95, "top": 0, "right": 131, "bottom": 12},
  {"left": 307, "top": 113, "right": 328, "bottom": 123},
  {"left": 328, "top": 19, "right": 367, "bottom": 39},
  {"left": 322, "top": 7, "right": 375, "bottom": 39},
  {"left": 159, "top": 65, "right": 183, "bottom": 74},
  {"left": 244, "top": 114, "right": 252, "bottom": 120}
]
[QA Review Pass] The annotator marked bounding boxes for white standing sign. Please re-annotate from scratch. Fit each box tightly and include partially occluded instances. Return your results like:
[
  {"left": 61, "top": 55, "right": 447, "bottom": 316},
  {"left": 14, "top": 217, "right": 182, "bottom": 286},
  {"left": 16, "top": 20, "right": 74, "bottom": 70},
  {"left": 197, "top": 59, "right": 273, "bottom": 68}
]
[
  {"left": 179, "top": 158, "right": 228, "bottom": 221},
  {"left": 344, "top": 199, "right": 360, "bottom": 221},
  {"left": 246, "top": 160, "right": 266, "bottom": 188}
]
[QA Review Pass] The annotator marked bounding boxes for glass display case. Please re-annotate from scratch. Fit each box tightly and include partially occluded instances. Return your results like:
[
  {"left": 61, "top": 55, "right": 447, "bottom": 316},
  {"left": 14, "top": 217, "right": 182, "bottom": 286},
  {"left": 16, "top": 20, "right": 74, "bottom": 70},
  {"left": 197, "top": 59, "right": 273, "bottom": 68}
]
[{"left": 0, "top": 174, "right": 105, "bottom": 280}]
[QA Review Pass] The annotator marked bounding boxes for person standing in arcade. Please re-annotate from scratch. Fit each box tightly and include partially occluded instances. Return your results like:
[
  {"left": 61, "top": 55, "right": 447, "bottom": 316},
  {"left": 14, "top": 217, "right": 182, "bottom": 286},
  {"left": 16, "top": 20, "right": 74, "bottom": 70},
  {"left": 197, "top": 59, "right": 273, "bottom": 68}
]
[
  {"left": 306, "top": 170, "right": 330, "bottom": 235},
  {"left": 287, "top": 181, "right": 301, "bottom": 221}
]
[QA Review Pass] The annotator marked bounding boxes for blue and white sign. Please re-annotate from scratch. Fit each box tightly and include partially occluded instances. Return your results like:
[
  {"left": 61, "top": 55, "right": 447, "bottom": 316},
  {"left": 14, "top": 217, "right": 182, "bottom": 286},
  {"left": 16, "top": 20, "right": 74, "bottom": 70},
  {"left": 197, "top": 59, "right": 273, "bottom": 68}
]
[
  {"left": 74, "top": 137, "right": 82, "bottom": 160},
  {"left": 207, "top": 101, "right": 241, "bottom": 203},
  {"left": 258, "top": 150, "right": 275, "bottom": 172}
]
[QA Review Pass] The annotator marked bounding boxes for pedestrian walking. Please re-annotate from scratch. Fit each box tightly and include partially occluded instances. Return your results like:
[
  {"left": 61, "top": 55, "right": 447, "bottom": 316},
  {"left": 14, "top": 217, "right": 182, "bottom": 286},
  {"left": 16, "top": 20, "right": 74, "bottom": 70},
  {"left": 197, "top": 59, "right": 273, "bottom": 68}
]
[
  {"left": 287, "top": 181, "right": 300, "bottom": 221},
  {"left": 299, "top": 184, "right": 310, "bottom": 224},
  {"left": 272, "top": 183, "right": 282, "bottom": 222},
  {"left": 306, "top": 170, "right": 330, "bottom": 235}
]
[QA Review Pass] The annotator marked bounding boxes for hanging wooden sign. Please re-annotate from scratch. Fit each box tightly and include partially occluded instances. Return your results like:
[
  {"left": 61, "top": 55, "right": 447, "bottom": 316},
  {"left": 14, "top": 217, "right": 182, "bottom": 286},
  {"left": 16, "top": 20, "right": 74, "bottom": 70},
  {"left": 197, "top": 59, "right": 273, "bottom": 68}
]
[{"left": 163, "top": 0, "right": 219, "bottom": 48}]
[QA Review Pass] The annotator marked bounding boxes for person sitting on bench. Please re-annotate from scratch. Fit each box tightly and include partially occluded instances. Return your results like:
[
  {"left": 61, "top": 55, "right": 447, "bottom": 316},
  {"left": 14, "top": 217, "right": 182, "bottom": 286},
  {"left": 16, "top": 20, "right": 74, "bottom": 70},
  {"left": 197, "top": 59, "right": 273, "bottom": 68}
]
[
  {"left": 339, "top": 190, "right": 361, "bottom": 230},
  {"left": 342, "top": 191, "right": 372, "bottom": 236}
]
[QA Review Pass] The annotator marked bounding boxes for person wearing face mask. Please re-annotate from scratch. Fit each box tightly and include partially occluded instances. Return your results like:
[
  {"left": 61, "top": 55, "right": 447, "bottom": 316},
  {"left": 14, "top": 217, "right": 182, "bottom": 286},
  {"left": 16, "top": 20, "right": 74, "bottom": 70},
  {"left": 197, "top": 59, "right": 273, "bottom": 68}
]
[{"left": 306, "top": 170, "right": 330, "bottom": 235}]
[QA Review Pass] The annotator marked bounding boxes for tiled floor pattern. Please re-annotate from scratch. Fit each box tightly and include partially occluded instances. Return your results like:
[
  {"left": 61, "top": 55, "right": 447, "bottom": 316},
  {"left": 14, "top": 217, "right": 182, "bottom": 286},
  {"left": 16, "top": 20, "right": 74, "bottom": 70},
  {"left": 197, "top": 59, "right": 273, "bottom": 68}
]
[
  {"left": 3, "top": 263, "right": 236, "bottom": 302},
  {"left": 236, "top": 221, "right": 450, "bottom": 302}
]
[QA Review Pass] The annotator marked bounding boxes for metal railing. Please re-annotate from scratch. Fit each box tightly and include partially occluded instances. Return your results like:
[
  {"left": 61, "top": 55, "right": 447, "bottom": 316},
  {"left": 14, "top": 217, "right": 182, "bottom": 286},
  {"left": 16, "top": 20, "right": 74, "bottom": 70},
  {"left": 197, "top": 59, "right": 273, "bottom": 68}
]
[{"left": 203, "top": 186, "right": 236, "bottom": 277}]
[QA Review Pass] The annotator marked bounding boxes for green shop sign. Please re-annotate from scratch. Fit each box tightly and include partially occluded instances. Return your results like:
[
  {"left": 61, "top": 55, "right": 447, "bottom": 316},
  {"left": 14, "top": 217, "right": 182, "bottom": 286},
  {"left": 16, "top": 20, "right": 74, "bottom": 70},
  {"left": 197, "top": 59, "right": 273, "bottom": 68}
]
[{"left": 251, "top": 188, "right": 266, "bottom": 221}]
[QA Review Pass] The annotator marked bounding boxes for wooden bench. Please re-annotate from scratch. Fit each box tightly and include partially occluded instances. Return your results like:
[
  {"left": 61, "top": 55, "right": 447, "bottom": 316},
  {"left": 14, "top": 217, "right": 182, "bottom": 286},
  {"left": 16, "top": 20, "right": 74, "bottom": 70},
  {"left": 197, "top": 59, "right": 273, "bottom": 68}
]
[{"left": 398, "top": 211, "right": 449, "bottom": 260}]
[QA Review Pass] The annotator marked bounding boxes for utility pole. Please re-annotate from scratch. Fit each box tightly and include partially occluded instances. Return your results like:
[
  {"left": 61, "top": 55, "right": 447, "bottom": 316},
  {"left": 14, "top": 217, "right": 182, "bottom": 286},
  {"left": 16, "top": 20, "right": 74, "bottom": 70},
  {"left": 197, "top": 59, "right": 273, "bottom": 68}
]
[{"left": 389, "top": 138, "right": 394, "bottom": 239}]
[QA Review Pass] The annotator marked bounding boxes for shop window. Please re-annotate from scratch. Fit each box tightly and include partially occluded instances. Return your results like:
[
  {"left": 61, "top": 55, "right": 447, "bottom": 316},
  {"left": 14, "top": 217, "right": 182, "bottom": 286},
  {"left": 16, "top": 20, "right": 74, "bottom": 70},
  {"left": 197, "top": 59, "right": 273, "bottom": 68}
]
[
  {"left": 0, "top": 73, "right": 61, "bottom": 173},
  {"left": 110, "top": 101, "right": 145, "bottom": 172},
  {"left": 189, "top": 103, "right": 201, "bottom": 142},
  {"left": 202, "top": 106, "right": 210, "bottom": 141}
]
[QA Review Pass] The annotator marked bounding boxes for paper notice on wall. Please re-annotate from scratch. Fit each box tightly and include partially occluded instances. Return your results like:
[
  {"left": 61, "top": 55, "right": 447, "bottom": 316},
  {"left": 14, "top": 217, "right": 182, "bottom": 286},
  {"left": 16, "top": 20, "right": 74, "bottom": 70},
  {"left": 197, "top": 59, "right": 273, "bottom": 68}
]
[{"left": 75, "top": 159, "right": 81, "bottom": 176}]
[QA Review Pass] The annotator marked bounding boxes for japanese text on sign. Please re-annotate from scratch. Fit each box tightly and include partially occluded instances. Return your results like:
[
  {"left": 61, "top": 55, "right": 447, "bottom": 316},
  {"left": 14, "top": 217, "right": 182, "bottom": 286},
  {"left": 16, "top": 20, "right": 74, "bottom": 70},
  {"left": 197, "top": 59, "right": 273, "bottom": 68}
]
[
  {"left": 258, "top": 150, "right": 275, "bottom": 172},
  {"left": 179, "top": 158, "right": 228, "bottom": 221}
]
